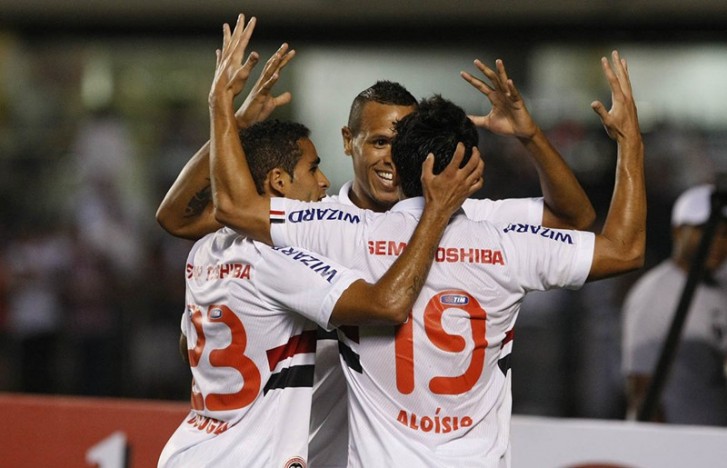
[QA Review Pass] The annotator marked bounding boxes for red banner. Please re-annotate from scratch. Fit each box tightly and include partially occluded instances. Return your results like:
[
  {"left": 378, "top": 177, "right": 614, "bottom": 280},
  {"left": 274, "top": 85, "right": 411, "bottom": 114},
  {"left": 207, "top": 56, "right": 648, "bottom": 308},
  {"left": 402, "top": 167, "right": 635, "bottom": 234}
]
[{"left": 0, "top": 393, "right": 188, "bottom": 468}]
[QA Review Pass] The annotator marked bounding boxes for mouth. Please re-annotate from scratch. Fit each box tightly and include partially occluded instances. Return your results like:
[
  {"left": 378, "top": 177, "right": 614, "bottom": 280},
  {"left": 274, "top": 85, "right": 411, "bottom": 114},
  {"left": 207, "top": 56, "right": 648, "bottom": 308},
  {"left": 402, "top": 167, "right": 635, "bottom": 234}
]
[{"left": 375, "top": 170, "right": 395, "bottom": 188}]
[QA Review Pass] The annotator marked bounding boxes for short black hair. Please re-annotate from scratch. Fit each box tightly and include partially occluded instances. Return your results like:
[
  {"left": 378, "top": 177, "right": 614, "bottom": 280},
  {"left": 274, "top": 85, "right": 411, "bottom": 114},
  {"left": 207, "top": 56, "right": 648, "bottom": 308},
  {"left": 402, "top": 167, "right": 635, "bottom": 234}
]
[
  {"left": 391, "top": 95, "right": 479, "bottom": 198},
  {"left": 347, "top": 81, "right": 417, "bottom": 134},
  {"left": 240, "top": 119, "right": 310, "bottom": 195}
]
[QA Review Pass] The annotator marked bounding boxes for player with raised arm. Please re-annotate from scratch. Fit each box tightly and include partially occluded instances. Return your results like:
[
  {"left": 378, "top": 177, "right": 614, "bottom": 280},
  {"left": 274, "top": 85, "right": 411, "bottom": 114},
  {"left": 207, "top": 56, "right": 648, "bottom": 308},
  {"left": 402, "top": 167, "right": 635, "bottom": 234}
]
[
  {"left": 157, "top": 15, "right": 483, "bottom": 468},
  {"left": 208, "top": 17, "right": 645, "bottom": 465},
  {"left": 156, "top": 39, "right": 296, "bottom": 240}
]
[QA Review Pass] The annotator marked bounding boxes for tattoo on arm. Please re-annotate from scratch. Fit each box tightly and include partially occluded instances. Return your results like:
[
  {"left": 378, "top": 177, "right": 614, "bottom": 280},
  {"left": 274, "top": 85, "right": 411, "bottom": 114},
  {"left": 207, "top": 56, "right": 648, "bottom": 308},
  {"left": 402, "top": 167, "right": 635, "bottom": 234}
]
[
  {"left": 406, "top": 274, "right": 425, "bottom": 299},
  {"left": 184, "top": 183, "right": 211, "bottom": 218}
]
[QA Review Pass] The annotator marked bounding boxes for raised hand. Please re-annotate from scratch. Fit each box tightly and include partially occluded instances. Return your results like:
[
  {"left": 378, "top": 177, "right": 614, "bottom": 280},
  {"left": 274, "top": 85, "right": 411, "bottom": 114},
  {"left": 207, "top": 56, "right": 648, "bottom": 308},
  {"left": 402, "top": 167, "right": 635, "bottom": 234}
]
[
  {"left": 460, "top": 59, "right": 538, "bottom": 139},
  {"left": 421, "top": 143, "right": 484, "bottom": 218},
  {"left": 591, "top": 50, "right": 640, "bottom": 142},
  {"left": 236, "top": 42, "right": 296, "bottom": 128},
  {"left": 209, "top": 14, "right": 259, "bottom": 107}
]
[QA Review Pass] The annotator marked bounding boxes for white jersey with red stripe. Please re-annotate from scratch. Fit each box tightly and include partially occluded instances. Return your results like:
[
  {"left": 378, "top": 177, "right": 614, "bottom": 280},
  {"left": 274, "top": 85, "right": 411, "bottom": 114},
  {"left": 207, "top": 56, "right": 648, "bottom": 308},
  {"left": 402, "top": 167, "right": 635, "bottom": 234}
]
[
  {"left": 158, "top": 227, "right": 361, "bottom": 468},
  {"left": 271, "top": 196, "right": 593, "bottom": 467},
  {"left": 308, "top": 182, "right": 545, "bottom": 468}
]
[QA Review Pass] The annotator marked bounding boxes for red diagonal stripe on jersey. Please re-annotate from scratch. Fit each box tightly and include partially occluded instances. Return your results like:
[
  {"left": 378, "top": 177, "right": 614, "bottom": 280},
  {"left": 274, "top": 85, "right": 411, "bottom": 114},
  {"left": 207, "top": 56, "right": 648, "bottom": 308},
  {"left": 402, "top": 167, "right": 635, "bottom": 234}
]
[
  {"left": 501, "top": 328, "right": 514, "bottom": 348},
  {"left": 266, "top": 329, "right": 317, "bottom": 371}
]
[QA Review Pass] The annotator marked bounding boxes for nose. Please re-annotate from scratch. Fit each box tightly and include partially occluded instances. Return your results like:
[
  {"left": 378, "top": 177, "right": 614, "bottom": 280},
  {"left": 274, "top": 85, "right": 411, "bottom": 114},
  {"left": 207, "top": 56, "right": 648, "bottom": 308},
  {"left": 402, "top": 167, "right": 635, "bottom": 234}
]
[
  {"left": 318, "top": 170, "right": 330, "bottom": 191},
  {"left": 383, "top": 148, "right": 394, "bottom": 165}
]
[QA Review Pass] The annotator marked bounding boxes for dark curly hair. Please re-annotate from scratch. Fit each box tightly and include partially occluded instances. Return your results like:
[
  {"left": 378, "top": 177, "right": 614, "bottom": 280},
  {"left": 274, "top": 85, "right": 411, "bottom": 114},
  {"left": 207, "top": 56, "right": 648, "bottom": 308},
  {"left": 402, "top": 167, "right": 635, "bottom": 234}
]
[
  {"left": 391, "top": 95, "right": 479, "bottom": 198},
  {"left": 239, "top": 119, "right": 310, "bottom": 195},
  {"left": 347, "top": 81, "right": 418, "bottom": 135}
]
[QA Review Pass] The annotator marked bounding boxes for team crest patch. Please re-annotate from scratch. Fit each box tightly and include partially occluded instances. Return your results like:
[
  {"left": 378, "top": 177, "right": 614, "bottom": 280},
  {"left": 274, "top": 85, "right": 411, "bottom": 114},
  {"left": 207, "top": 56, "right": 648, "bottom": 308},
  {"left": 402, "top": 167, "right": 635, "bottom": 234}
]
[{"left": 284, "top": 457, "right": 306, "bottom": 468}]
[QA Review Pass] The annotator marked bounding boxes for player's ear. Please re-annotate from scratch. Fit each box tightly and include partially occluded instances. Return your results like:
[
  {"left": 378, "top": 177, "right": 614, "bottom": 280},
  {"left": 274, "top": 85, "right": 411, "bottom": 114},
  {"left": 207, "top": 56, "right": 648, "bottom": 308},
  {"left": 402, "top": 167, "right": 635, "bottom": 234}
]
[
  {"left": 268, "top": 167, "right": 292, "bottom": 197},
  {"left": 342, "top": 126, "right": 353, "bottom": 156}
]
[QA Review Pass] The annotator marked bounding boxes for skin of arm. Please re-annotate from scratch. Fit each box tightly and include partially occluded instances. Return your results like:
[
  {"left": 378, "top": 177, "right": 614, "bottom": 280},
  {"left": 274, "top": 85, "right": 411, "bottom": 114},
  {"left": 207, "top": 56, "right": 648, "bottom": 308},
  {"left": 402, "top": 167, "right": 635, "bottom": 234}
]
[
  {"left": 461, "top": 59, "right": 596, "bottom": 230},
  {"left": 156, "top": 41, "right": 295, "bottom": 240},
  {"left": 586, "top": 50, "right": 646, "bottom": 281},
  {"left": 209, "top": 15, "right": 485, "bottom": 325}
]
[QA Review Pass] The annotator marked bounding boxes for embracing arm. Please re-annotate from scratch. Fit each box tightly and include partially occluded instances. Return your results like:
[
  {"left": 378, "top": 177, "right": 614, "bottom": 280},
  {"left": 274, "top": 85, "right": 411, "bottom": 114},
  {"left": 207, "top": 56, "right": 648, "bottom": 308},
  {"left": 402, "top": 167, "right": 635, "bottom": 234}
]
[
  {"left": 330, "top": 146, "right": 484, "bottom": 326},
  {"left": 156, "top": 142, "right": 221, "bottom": 240},
  {"left": 588, "top": 51, "right": 646, "bottom": 281},
  {"left": 461, "top": 59, "right": 596, "bottom": 230},
  {"left": 156, "top": 41, "right": 295, "bottom": 240}
]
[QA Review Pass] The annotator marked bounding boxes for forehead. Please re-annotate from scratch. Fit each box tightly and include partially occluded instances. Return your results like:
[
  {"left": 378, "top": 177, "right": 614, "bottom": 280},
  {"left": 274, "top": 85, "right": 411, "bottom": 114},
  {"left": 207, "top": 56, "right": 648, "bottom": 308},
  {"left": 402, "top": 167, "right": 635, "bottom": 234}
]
[{"left": 358, "top": 102, "right": 416, "bottom": 134}]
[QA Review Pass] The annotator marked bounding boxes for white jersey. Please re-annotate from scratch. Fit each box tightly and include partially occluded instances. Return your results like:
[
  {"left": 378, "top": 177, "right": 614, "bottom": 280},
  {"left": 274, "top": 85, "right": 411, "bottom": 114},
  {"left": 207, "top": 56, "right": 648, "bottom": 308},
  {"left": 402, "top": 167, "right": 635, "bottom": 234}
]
[
  {"left": 308, "top": 182, "right": 545, "bottom": 468},
  {"left": 621, "top": 260, "right": 727, "bottom": 425},
  {"left": 272, "top": 196, "right": 593, "bottom": 467},
  {"left": 159, "top": 227, "right": 361, "bottom": 468}
]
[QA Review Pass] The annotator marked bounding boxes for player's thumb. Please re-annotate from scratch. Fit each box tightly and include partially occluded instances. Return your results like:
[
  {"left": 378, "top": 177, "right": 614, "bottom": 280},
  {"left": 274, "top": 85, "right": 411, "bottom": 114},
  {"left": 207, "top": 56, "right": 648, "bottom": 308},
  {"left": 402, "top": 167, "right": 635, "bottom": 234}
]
[{"left": 591, "top": 101, "right": 607, "bottom": 119}]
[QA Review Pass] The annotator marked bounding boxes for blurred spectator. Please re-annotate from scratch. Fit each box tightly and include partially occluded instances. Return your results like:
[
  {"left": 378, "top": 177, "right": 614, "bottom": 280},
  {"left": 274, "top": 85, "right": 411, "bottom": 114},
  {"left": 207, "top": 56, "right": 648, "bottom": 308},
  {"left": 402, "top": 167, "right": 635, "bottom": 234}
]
[
  {"left": 4, "top": 223, "right": 71, "bottom": 393},
  {"left": 622, "top": 184, "right": 727, "bottom": 425},
  {"left": 60, "top": 230, "right": 122, "bottom": 396}
]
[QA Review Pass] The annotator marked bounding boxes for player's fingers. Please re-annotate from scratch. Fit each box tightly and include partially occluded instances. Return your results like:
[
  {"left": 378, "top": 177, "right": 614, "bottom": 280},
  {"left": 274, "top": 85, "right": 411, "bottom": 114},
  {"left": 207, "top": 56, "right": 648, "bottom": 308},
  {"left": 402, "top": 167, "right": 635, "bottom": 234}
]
[
  {"left": 460, "top": 145, "right": 481, "bottom": 177},
  {"left": 464, "top": 150, "right": 484, "bottom": 195},
  {"left": 495, "top": 59, "right": 511, "bottom": 88},
  {"left": 476, "top": 59, "right": 502, "bottom": 89},
  {"left": 274, "top": 92, "right": 293, "bottom": 106},
  {"left": 241, "top": 52, "right": 260, "bottom": 72},
  {"left": 591, "top": 101, "right": 608, "bottom": 121},
  {"left": 239, "top": 15, "right": 256, "bottom": 45},
  {"left": 421, "top": 153, "right": 435, "bottom": 180},
  {"left": 505, "top": 79, "right": 520, "bottom": 100},
  {"left": 615, "top": 54, "right": 634, "bottom": 96},
  {"left": 261, "top": 73, "right": 282, "bottom": 96},
  {"left": 228, "top": 15, "right": 243, "bottom": 46},
  {"left": 278, "top": 49, "right": 296, "bottom": 70},
  {"left": 446, "top": 142, "right": 466, "bottom": 173},
  {"left": 601, "top": 56, "right": 623, "bottom": 99},
  {"left": 461, "top": 71, "right": 493, "bottom": 95},
  {"left": 222, "top": 23, "right": 231, "bottom": 47},
  {"left": 260, "top": 44, "right": 287, "bottom": 76}
]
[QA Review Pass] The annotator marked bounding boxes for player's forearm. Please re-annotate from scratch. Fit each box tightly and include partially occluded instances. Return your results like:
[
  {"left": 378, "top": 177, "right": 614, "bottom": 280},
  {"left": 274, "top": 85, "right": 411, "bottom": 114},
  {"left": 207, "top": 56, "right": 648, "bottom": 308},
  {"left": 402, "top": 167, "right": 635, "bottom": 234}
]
[
  {"left": 520, "top": 128, "right": 596, "bottom": 230},
  {"left": 156, "top": 141, "right": 222, "bottom": 240},
  {"left": 368, "top": 206, "right": 451, "bottom": 323},
  {"left": 209, "top": 97, "right": 272, "bottom": 244},
  {"left": 590, "top": 135, "right": 645, "bottom": 280}
]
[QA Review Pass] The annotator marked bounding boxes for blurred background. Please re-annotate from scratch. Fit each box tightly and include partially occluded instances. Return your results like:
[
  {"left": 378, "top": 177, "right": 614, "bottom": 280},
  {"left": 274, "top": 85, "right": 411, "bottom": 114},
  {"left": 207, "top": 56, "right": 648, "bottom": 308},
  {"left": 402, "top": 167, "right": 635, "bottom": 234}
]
[{"left": 0, "top": 1, "right": 726, "bottom": 419}]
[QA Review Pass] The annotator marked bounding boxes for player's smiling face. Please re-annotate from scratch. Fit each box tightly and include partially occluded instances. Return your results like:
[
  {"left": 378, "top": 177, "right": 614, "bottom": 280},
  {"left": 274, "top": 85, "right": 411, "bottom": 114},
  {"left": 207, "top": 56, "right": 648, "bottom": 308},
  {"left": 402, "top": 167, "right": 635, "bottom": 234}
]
[
  {"left": 342, "top": 101, "right": 416, "bottom": 212},
  {"left": 286, "top": 137, "right": 330, "bottom": 202}
]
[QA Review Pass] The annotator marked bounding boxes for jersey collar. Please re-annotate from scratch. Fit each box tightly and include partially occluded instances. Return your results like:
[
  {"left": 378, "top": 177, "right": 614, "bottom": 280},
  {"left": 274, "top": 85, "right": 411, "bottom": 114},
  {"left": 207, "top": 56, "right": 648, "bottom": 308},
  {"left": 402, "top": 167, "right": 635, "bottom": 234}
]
[
  {"left": 336, "top": 180, "right": 354, "bottom": 206},
  {"left": 391, "top": 197, "right": 425, "bottom": 213}
]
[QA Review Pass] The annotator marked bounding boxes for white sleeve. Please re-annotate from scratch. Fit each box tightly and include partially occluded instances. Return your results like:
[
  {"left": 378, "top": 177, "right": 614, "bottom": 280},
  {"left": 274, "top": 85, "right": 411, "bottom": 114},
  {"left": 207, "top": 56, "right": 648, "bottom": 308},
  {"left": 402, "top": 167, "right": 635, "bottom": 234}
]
[
  {"left": 268, "top": 197, "right": 365, "bottom": 263},
  {"left": 500, "top": 223, "right": 594, "bottom": 291},
  {"left": 463, "top": 197, "right": 543, "bottom": 225},
  {"left": 253, "top": 242, "right": 361, "bottom": 330}
]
